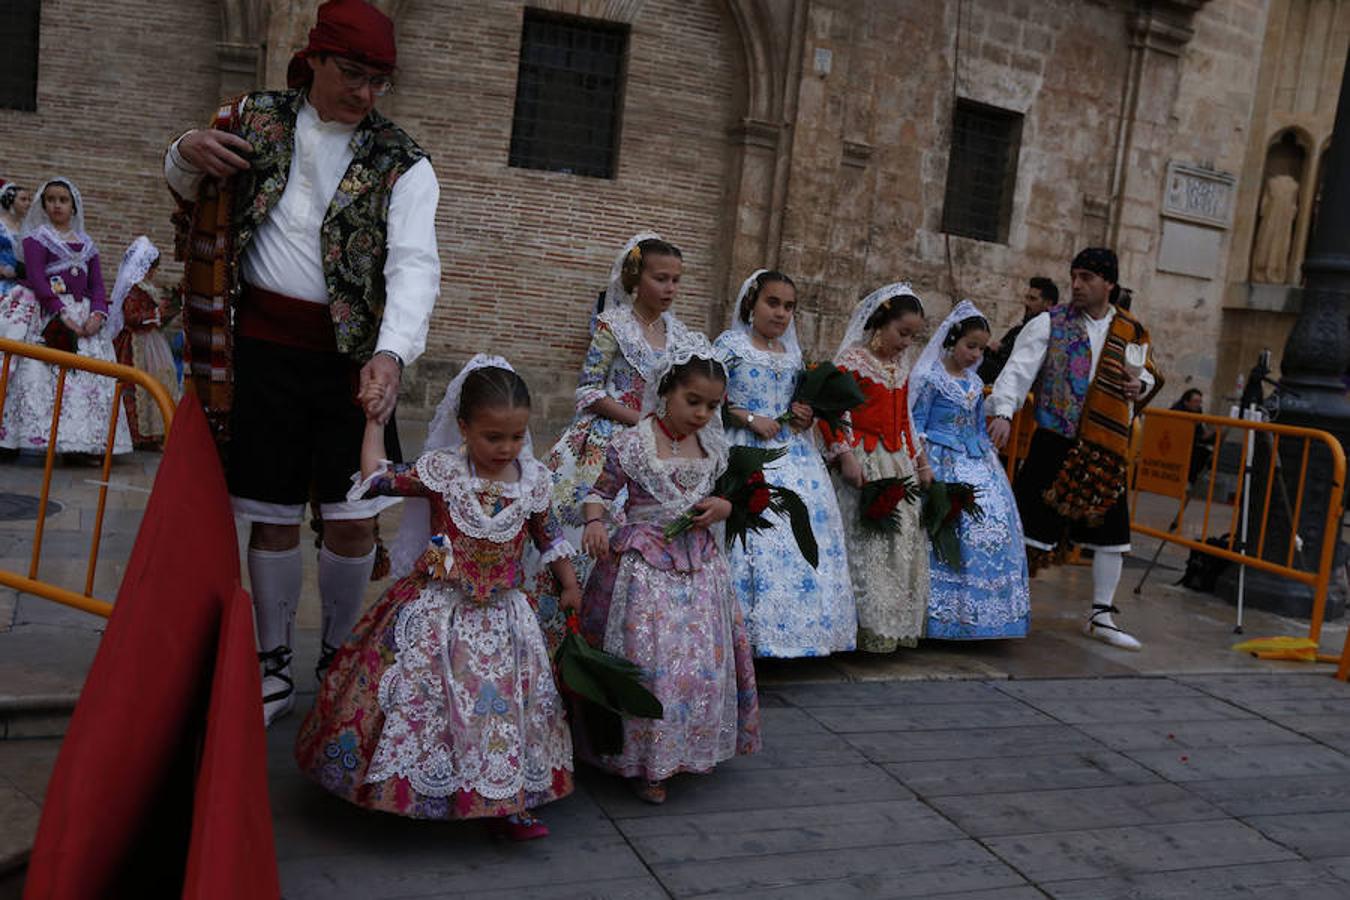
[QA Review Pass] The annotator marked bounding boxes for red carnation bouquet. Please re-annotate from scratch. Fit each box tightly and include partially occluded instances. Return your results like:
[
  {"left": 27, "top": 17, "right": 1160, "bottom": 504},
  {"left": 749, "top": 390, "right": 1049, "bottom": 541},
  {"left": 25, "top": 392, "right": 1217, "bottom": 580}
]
[
  {"left": 920, "top": 481, "right": 984, "bottom": 569},
  {"left": 664, "top": 445, "right": 819, "bottom": 568},
  {"left": 858, "top": 476, "right": 919, "bottom": 532},
  {"left": 775, "top": 361, "right": 866, "bottom": 431}
]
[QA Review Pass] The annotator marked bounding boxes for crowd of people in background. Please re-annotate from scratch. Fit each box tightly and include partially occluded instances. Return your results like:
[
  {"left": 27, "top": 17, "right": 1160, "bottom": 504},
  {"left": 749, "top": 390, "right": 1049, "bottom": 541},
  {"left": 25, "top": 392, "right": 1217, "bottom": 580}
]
[{"left": 0, "top": 176, "right": 184, "bottom": 463}]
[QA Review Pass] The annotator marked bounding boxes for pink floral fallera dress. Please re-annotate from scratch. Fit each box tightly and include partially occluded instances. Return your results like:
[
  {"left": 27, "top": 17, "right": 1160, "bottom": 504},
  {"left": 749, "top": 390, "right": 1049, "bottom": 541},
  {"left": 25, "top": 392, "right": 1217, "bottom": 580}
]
[
  {"left": 530, "top": 306, "right": 691, "bottom": 650},
  {"left": 578, "top": 418, "right": 761, "bottom": 780},
  {"left": 294, "top": 450, "right": 575, "bottom": 820}
]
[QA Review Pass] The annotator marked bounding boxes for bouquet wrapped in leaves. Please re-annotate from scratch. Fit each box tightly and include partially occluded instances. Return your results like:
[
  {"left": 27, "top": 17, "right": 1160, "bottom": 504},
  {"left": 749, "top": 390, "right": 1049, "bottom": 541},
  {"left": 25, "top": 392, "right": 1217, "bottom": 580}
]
[
  {"left": 774, "top": 361, "right": 866, "bottom": 432},
  {"left": 555, "top": 613, "right": 663, "bottom": 756},
  {"left": 858, "top": 475, "right": 919, "bottom": 532},
  {"left": 920, "top": 481, "right": 984, "bottom": 569},
  {"left": 664, "top": 445, "right": 819, "bottom": 568}
]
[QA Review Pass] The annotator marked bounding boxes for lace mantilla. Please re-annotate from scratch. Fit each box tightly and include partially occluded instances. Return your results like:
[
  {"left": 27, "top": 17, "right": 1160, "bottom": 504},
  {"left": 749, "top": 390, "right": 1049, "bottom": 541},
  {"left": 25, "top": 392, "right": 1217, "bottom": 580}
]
[
  {"left": 610, "top": 418, "right": 720, "bottom": 522},
  {"left": 31, "top": 225, "right": 97, "bottom": 277},
  {"left": 415, "top": 450, "right": 552, "bottom": 543},
  {"left": 839, "top": 345, "right": 914, "bottom": 389},
  {"left": 721, "top": 328, "right": 801, "bottom": 372},
  {"left": 916, "top": 358, "right": 983, "bottom": 411},
  {"left": 598, "top": 305, "right": 692, "bottom": 381}
]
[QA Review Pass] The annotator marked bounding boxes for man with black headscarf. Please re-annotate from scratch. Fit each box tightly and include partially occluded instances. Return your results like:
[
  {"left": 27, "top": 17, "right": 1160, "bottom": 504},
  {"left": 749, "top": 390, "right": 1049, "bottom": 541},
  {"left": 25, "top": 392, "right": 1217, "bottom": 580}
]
[{"left": 987, "top": 249, "right": 1163, "bottom": 651}]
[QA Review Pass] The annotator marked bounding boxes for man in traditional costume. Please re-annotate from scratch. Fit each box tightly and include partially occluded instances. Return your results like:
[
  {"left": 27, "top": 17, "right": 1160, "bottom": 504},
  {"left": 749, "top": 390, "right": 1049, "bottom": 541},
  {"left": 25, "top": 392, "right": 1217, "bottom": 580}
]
[
  {"left": 164, "top": 0, "right": 440, "bottom": 724},
  {"left": 988, "top": 248, "right": 1161, "bottom": 651}
]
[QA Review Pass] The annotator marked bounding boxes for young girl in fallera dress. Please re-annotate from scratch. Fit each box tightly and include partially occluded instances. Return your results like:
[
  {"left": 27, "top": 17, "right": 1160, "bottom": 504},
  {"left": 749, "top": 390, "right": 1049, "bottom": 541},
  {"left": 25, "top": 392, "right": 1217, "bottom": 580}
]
[
  {"left": 532, "top": 233, "right": 692, "bottom": 644},
  {"left": 0, "top": 177, "right": 131, "bottom": 459},
  {"left": 821, "top": 284, "right": 932, "bottom": 652},
  {"left": 109, "top": 236, "right": 181, "bottom": 449},
  {"left": 714, "top": 269, "right": 856, "bottom": 657},
  {"left": 909, "top": 301, "right": 1030, "bottom": 639},
  {"left": 578, "top": 334, "right": 760, "bottom": 804},
  {"left": 295, "top": 356, "right": 581, "bottom": 842}
]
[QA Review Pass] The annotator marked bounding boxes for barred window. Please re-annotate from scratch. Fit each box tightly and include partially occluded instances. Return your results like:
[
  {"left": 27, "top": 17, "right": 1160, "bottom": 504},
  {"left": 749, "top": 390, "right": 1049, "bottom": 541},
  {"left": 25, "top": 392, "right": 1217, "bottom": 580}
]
[
  {"left": 941, "top": 100, "right": 1023, "bottom": 243},
  {"left": 508, "top": 9, "right": 628, "bottom": 179},
  {"left": 0, "top": 0, "right": 40, "bottom": 112}
]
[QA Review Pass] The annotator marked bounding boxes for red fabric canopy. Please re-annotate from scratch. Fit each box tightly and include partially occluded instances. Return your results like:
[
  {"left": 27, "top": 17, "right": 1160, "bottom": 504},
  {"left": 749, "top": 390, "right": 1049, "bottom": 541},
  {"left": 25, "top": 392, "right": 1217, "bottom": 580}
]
[{"left": 24, "top": 394, "right": 279, "bottom": 899}]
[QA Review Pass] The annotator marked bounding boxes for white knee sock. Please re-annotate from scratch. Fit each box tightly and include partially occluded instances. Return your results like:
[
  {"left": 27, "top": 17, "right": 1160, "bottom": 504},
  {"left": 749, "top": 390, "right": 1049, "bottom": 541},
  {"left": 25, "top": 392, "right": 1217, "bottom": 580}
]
[
  {"left": 1091, "top": 550, "right": 1125, "bottom": 624},
  {"left": 318, "top": 544, "right": 375, "bottom": 650},
  {"left": 249, "top": 546, "right": 302, "bottom": 652}
]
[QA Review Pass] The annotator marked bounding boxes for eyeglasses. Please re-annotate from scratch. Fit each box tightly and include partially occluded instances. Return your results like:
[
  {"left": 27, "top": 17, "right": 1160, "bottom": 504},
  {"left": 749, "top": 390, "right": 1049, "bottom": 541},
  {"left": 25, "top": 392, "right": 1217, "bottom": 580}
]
[{"left": 333, "top": 59, "right": 394, "bottom": 96}]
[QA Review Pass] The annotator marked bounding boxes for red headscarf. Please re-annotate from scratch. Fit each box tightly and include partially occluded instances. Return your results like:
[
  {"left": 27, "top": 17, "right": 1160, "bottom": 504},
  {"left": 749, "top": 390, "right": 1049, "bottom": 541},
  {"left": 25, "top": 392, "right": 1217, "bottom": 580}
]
[{"left": 286, "top": 0, "right": 397, "bottom": 89}]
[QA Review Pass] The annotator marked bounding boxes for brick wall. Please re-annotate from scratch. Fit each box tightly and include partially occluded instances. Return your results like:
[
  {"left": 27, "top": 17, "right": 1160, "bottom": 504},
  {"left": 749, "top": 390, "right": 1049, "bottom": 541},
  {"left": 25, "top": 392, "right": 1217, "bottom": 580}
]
[
  {"left": 778, "top": 0, "right": 1133, "bottom": 361},
  {"left": 0, "top": 0, "right": 218, "bottom": 285},
  {"left": 1, "top": 0, "right": 1273, "bottom": 445},
  {"left": 384, "top": 0, "right": 742, "bottom": 440}
]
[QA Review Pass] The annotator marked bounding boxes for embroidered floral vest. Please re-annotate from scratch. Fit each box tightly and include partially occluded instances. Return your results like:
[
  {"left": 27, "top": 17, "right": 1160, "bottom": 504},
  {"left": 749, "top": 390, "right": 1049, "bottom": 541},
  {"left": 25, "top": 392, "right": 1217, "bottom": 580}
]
[
  {"left": 230, "top": 90, "right": 427, "bottom": 361},
  {"left": 1033, "top": 305, "right": 1093, "bottom": 439}
]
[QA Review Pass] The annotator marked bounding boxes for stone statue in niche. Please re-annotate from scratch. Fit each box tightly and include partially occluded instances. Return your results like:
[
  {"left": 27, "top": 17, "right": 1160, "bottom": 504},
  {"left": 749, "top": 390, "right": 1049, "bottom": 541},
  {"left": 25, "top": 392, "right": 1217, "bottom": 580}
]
[{"left": 1251, "top": 174, "right": 1300, "bottom": 284}]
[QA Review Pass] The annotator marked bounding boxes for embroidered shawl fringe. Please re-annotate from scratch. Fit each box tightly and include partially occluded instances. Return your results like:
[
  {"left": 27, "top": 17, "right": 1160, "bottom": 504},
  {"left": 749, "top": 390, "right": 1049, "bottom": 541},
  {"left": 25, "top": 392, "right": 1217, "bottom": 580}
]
[{"left": 171, "top": 97, "right": 244, "bottom": 454}]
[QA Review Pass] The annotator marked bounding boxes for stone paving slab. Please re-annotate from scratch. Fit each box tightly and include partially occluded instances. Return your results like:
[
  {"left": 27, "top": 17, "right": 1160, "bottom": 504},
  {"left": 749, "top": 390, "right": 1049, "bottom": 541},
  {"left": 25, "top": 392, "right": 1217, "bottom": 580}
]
[
  {"left": 983, "top": 819, "right": 1297, "bottom": 882},
  {"left": 1217, "top": 696, "right": 1350, "bottom": 720},
  {"left": 1242, "top": 810, "right": 1350, "bottom": 859},
  {"left": 1176, "top": 673, "right": 1350, "bottom": 702},
  {"left": 1122, "top": 742, "right": 1350, "bottom": 782},
  {"left": 768, "top": 680, "right": 1006, "bottom": 707},
  {"left": 926, "top": 783, "right": 1223, "bottom": 838},
  {"left": 279, "top": 834, "right": 653, "bottom": 900},
  {"left": 1184, "top": 773, "right": 1350, "bottom": 816},
  {"left": 715, "top": 726, "right": 870, "bottom": 771},
  {"left": 991, "top": 677, "right": 1208, "bottom": 701},
  {"left": 586, "top": 761, "right": 913, "bottom": 819},
  {"left": 1076, "top": 717, "right": 1314, "bottom": 750},
  {"left": 0, "top": 784, "right": 38, "bottom": 876},
  {"left": 885, "top": 751, "right": 1160, "bottom": 798},
  {"left": 842, "top": 724, "right": 1103, "bottom": 764},
  {"left": 614, "top": 799, "right": 961, "bottom": 865},
  {"left": 1012, "top": 695, "right": 1255, "bottom": 725},
  {"left": 429, "top": 877, "right": 671, "bottom": 899},
  {"left": 1041, "top": 859, "right": 1350, "bottom": 900},
  {"left": 804, "top": 700, "right": 1055, "bottom": 733},
  {"left": 647, "top": 838, "right": 1026, "bottom": 898}
]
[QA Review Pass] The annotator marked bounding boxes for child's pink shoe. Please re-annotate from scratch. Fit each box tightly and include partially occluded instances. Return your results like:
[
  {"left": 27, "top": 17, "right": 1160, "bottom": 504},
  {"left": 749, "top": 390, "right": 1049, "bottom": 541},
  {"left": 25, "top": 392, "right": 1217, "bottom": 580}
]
[{"left": 487, "top": 813, "right": 550, "bottom": 841}]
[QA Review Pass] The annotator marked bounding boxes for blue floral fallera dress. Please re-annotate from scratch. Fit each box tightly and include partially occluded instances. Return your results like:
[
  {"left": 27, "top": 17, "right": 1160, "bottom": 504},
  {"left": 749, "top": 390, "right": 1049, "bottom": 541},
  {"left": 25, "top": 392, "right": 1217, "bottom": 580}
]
[
  {"left": 910, "top": 361, "right": 1030, "bottom": 640},
  {"left": 714, "top": 329, "right": 857, "bottom": 657}
]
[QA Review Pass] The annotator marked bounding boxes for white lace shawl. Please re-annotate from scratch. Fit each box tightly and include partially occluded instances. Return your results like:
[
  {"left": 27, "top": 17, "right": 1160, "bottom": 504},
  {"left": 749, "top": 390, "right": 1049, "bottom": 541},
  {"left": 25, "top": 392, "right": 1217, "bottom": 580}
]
[{"left": 596, "top": 305, "right": 693, "bottom": 382}]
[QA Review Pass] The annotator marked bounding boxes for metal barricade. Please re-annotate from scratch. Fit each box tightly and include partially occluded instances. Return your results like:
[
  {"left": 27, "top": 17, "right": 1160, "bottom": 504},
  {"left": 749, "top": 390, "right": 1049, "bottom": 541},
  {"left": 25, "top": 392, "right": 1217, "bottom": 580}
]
[
  {"left": 0, "top": 336, "right": 176, "bottom": 618},
  {"left": 1127, "top": 407, "right": 1349, "bottom": 674}
]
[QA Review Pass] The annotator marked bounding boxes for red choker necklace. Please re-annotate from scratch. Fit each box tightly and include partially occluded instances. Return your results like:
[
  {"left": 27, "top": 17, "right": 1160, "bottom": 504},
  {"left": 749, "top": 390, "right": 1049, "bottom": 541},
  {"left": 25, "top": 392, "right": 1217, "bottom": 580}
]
[{"left": 654, "top": 415, "right": 688, "bottom": 444}]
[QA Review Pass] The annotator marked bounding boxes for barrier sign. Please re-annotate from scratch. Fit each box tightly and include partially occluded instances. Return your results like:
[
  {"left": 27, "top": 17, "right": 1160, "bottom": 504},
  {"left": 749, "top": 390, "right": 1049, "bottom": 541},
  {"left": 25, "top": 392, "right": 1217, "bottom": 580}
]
[{"left": 1134, "top": 415, "right": 1194, "bottom": 500}]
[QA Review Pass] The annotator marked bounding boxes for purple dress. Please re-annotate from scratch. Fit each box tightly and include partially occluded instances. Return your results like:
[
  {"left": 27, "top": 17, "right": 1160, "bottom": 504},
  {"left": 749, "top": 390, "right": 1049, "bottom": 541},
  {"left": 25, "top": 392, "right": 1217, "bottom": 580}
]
[
  {"left": 0, "top": 228, "right": 130, "bottom": 453},
  {"left": 578, "top": 417, "right": 761, "bottom": 780}
]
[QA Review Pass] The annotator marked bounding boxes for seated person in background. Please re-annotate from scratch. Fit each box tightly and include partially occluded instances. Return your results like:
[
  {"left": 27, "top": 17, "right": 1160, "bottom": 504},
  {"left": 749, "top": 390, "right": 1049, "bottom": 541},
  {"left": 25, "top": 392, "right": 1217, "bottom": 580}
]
[{"left": 1172, "top": 388, "right": 1215, "bottom": 484}]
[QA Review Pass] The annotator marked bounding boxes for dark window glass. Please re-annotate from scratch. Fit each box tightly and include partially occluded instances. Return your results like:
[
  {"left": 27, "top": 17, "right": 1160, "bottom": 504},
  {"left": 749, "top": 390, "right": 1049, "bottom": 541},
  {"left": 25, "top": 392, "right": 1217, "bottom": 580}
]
[
  {"left": 0, "top": 0, "right": 39, "bottom": 112},
  {"left": 508, "top": 9, "right": 628, "bottom": 179},
  {"left": 941, "top": 100, "right": 1024, "bottom": 243}
]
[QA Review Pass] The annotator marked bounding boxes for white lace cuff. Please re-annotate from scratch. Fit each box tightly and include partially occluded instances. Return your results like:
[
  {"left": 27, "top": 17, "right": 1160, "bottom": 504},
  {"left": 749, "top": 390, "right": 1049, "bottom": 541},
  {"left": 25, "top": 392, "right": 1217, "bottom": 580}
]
[
  {"left": 346, "top": 459, "right": 393, "bottom": 502},
  {"left": 538, "top": 539, "right": 576, "bottom": 566},
  {"left": 581, "top": 492, "right": 609, "bottom": 508}
]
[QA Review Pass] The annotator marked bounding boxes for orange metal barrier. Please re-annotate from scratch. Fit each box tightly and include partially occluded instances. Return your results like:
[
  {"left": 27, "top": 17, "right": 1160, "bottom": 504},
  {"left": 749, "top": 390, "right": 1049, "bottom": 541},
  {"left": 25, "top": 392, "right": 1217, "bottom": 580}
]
[
  {"left": 1126, "top": 407, "right": 1350, "bottom": 675},
  {"left": 0, "top": 336, "right": 176, "bottom": 618}
]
